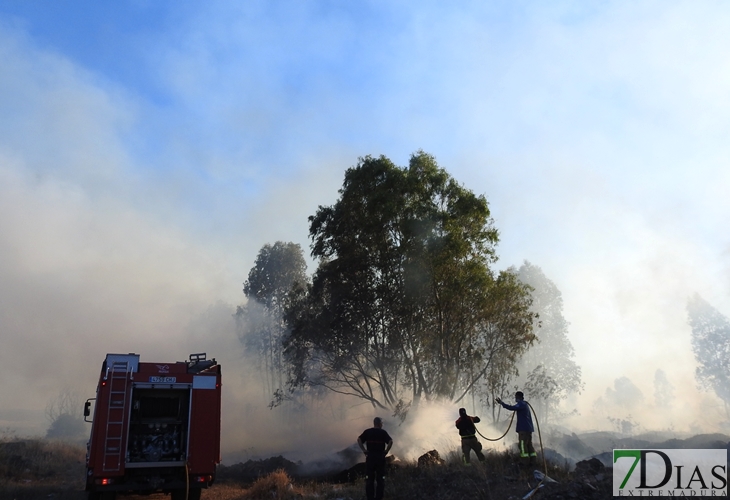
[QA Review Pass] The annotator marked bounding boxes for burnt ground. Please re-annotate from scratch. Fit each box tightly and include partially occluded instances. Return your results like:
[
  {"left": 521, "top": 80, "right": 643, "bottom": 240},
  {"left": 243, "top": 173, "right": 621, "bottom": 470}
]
[
  {"left": 214, "top": 432, "right": 730, "bottom": 499},
  {"left": 217, "top": 450, "right": 613, "bottom": 499},
  {"left": 1, "top": 432, "right": 727, "bottom": 499}
]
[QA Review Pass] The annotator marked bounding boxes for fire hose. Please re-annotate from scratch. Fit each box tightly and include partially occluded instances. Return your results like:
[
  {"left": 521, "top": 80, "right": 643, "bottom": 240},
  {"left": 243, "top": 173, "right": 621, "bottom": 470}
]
[
  {"left": 185, "top": 461, "right": 190, "bottom": 500},
  {"left": 473, "top": 401, "right": 549, "bottom": 499}
]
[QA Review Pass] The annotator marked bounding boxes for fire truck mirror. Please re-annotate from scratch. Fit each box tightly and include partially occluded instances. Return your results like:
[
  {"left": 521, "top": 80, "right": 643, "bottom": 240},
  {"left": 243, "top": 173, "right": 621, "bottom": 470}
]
[{"left": 84, "top": 398, "right": 95, "bottom": 422}]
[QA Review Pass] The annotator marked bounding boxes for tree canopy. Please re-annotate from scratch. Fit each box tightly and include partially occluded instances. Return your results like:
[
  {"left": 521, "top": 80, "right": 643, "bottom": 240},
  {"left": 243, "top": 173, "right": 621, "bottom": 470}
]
[
  {"left": 282, "top": 151, "right": 536, "bottom": 417},
  {"left": 236, "top": 242, "right": 308, "bottom": 397},
  {"left": 515, "top": 261, "right": 583, "bottom": 422}
]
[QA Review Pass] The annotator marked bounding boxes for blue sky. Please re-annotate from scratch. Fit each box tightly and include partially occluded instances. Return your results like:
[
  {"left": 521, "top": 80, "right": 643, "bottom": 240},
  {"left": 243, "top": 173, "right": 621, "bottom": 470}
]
[{"left": 1, "top": 1, "right": 730, "bottom": 445}]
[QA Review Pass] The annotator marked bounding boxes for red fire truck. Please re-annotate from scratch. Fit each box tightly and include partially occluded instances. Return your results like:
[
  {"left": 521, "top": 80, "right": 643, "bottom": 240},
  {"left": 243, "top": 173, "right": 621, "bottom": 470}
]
[{"left": 84, "top": 353, "right": 222, "bottom": 500}]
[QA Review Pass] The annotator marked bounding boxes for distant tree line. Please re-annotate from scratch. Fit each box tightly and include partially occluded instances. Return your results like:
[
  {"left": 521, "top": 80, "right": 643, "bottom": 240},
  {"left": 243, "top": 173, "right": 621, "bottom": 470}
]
[{"left": 236, "top": 151, "right": 582, "bottom": 423}]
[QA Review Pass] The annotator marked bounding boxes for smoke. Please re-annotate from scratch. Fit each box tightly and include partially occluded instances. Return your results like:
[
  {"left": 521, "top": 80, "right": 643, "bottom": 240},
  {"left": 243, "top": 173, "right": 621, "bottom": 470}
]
[{"left": 2, "top": 1, "right": 730, "bottom": 466}]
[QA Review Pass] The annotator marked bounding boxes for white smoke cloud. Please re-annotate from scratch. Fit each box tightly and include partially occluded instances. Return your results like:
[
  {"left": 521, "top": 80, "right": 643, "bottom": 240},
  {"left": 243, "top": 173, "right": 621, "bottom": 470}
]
[{"left": 1, "top": 1, "right": 730, "bottom": 452}]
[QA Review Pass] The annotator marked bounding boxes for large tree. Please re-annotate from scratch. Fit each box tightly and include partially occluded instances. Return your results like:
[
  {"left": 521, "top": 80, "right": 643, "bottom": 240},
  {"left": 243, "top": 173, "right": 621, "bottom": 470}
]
[
  {"left": 236, "top": 242, "right": 308, "bottom": 397},
  {"left": 687, "top": 294, "right": 730, "bottom": 419},
  {"left": 282, "top": 152, "right": 536, "bottom": 417},
  {"left": 515, "top": 261, "right": 583, "bottom": 423}
]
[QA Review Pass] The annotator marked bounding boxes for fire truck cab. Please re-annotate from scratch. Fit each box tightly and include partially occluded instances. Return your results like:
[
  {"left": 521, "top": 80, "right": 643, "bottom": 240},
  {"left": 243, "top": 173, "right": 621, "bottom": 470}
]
[{"left": 84, "top": 353, "right": 221, "bottom": 500}]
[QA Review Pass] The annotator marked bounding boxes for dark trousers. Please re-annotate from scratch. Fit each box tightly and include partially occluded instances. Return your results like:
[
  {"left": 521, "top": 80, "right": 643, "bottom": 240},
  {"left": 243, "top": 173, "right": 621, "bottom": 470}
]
[
  {"left": 518, "top": 432, "right": 537, "bottom": 465},
  {"left": 461, "top": 436, "right": 485, "bottom": 464},
  {"left": 365, "top": 455, "right": 386, "bottom": 500}
]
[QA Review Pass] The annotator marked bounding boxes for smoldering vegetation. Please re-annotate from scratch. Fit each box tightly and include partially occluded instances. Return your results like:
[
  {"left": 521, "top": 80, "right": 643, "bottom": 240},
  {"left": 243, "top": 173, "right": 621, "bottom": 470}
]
[
  {"left": 215, "top": 426, "right": 730, "bottom": 480},
  {"left": 3, "top": 426, "right": 729, "bottom": 500},
  {"left": 1, "top": 429, "right": 608, "bottom": 500}
]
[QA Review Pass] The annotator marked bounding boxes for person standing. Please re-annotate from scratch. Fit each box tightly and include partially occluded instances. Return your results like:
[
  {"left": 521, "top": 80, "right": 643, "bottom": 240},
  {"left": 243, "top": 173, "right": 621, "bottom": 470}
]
[
  {"left": 357, "top": 417, "right": 393, "bottom": 500},
  {"left": 496, "top": 391, "right": 536, "bottom": 466},
  {"left": 455, "top": 408, "right": 486, "bottom": 465}
]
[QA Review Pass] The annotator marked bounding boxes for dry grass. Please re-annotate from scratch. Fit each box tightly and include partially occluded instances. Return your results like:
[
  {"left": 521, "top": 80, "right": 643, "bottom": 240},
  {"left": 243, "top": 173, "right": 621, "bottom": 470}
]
[
  {"left": 242, "top": 469, "right": 305, "bottom": 499},
  {"left": 204, "top": 449, "right": 575, "bottom": 500},
  {"left": 0, "top": 435, "right": 588, "bottom": 500},
  {"left": 0, "top": 435, "right": 86, "bottom": 500},
  {"left": 206, "top": 470, "right": 362, "bottom": 500}
]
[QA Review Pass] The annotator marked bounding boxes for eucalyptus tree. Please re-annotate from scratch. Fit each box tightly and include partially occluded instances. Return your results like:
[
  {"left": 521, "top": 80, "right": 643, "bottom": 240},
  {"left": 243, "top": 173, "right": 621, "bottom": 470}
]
[
  {"left": 687, "top": 294, "right": 730, "bottom": 419},
  {"left": 515, "top": 261, "right": 583, "bottom": 423},
  {"left": 282, "top": 151, "right": 536, "bottom": 418},
  {"left": 236, "top": 241, "right": 307, "bottom": 397}
]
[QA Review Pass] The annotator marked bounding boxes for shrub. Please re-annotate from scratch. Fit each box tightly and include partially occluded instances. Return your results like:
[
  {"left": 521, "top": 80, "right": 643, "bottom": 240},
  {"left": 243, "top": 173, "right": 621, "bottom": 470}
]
[{"left": 243, "top": 469, "right": 300, "bottom": 499}]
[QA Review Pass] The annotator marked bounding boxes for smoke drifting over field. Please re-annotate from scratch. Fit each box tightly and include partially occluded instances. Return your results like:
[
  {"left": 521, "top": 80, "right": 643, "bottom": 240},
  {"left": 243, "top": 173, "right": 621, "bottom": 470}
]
[{"left": 2, "top": 1, "right": 730, "bottom": 465}]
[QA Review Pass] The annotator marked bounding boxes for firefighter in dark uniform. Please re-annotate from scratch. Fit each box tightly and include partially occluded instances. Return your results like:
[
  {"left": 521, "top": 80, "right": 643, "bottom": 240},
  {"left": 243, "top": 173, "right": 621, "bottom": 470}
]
[
  {"left": 496, "top": 391, "right": 537, "bottom": 466},
  {"left": 357, "top": 417, "right": 393, "bottom": 500},
  {"left": 455, "top": 408, "right": 485, "bottom": 465}
]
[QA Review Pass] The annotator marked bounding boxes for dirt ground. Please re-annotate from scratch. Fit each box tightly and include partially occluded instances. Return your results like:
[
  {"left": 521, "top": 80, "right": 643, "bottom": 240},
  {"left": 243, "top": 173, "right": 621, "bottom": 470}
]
[{"left": 0, "top": 458, "right": 614, "bottom": 500}]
